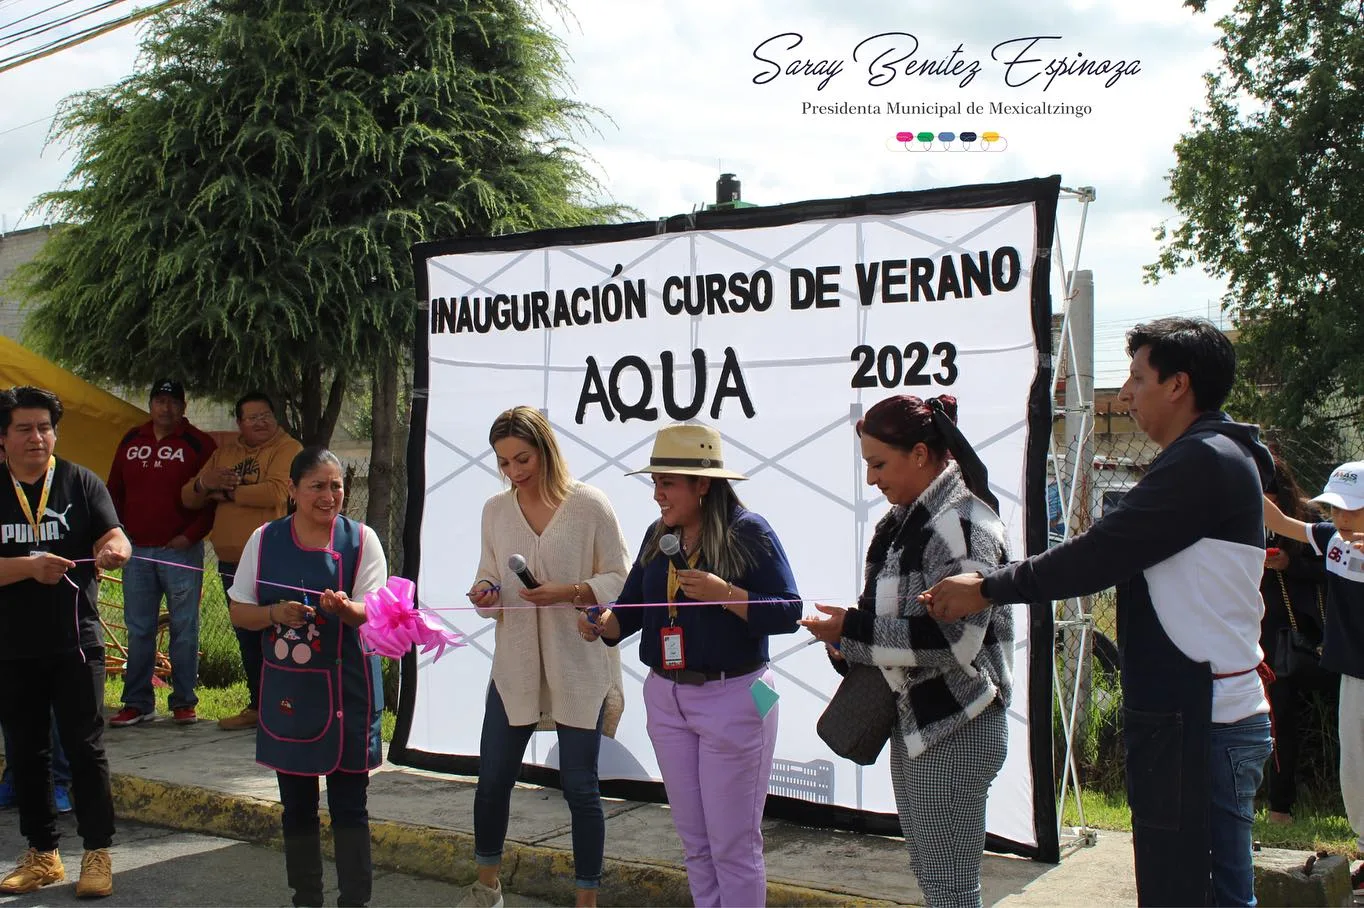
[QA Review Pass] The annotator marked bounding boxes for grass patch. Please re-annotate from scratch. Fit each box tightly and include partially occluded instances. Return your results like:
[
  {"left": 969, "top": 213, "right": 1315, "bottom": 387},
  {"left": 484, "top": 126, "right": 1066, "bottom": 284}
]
[
  {"left": 104, "top": 675, "right": 252, "bottom": 722},
  {"left": 1063, "top": 788, "right": 1132, "bottom": 832},
  {"left": 1062, "top": 788, "right": 1358, "bottom": 854}
]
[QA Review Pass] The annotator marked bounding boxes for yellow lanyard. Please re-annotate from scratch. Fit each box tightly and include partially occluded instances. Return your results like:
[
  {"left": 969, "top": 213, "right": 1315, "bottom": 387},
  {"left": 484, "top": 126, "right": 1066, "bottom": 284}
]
[
  {"left": 10, "top": 456, "right": 55, "bottom": 545},
  {"left": 665, "top": 546, "right": 701, "bottom": 622}
]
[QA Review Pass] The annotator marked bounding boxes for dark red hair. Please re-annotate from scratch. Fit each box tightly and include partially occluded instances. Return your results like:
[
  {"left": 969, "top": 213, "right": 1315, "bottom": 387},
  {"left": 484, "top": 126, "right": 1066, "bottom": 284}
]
[
  {"left": 856, "top": 394, "right": 959, "bottom": 457},
  {"left": 856, "top": 394, "right": 998, "bottom": 512}
]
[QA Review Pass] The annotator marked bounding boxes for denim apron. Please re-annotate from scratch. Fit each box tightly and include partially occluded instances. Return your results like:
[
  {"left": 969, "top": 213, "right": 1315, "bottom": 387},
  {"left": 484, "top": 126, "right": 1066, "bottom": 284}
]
[
  {"left": 1118, "top": 572, "right": 1213, "bottom": 907},
  {"left": 253, "top": 515, "right": 383, "bottom": 775}
]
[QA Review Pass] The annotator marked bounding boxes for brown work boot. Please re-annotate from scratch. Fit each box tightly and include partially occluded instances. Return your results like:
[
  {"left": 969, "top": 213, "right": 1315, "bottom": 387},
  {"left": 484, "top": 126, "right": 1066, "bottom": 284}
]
[
  {"left": 0, "top": 847, "right": 65, "bottom": 894},
  {"left": 75, "top": 848, "right": 112, "bottom": 898},
  {"left": 217, "top": 707, "right": 258, "bottom": 731}
]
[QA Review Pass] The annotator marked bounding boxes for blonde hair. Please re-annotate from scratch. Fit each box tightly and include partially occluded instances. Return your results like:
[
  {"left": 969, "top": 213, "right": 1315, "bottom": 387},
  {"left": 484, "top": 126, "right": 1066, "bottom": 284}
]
[{"left": 488, "top": 406, "right": 573, "bottom": 507}]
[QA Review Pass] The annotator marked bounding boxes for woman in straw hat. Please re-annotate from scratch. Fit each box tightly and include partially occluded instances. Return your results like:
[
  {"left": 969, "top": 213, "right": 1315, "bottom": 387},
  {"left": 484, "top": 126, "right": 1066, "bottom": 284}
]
[
  {"left": 581, "top": 422, "right": 801, "bottom": 908},
  {"left": 801, "top": 394, "right": 1012, "bottom": 908},
  {"left": 460, "top": 406, "right": 631, "bottom": 908}
]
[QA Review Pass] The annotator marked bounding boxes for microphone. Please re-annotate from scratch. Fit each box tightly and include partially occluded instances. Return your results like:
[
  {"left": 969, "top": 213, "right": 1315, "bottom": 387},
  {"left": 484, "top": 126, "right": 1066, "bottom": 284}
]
[
  {"left": 658, "top": 533, "right": 691, "bottom": 573},
  {"left": 507, "top": 554, "right": 540, "bottom": 589}
]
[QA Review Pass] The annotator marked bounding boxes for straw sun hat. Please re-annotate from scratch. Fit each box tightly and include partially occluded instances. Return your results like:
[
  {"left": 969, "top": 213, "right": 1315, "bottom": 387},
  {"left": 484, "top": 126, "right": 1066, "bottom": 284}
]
[{"left": 627, "top": 424, "right": 748, "bottom": 481}]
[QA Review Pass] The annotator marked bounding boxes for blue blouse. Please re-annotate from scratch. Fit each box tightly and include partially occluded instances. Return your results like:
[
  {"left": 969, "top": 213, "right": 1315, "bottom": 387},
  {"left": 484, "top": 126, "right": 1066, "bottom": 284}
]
[{"left": 605, "top": 507, "right": 802, "bottom": 672}]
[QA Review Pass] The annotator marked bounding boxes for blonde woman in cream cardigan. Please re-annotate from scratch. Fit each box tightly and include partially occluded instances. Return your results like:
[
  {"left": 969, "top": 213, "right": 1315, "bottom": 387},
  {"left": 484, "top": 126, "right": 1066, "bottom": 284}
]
[{"left": 459, "top": 406, "right": 630, "bottom": 908}]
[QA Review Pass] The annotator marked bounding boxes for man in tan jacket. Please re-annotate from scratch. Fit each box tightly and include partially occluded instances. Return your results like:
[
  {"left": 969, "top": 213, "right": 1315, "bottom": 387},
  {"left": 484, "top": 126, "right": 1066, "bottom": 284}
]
[{"left": 183, "top": 392, "right": 302, "bottom": 730}]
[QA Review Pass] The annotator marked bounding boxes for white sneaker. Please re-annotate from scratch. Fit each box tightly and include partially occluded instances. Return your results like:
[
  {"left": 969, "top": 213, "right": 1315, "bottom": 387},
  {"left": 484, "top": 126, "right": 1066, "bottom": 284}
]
[{"left": 456, "top": 879, "right": 504, "bottom": 908}]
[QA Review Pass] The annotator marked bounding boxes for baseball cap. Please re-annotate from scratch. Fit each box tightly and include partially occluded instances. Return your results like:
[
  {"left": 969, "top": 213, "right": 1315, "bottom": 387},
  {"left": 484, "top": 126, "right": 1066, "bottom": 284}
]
[
  {"left": 1310, "top": 461, "right": 1364, "bottom": 512},
  {"left": 149, "top": 379, "right": 185, "bottom": 402}
]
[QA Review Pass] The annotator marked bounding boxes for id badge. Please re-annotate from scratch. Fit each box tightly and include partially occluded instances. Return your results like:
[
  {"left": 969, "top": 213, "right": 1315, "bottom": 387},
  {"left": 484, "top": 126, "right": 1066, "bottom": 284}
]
[{"left": 660, "top": 626, "right": 685, "bottom": 670}]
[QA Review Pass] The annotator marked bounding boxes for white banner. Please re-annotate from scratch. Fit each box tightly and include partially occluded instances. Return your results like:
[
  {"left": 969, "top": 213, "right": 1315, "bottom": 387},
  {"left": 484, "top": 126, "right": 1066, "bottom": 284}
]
[{"left": 397, "top": 179, "right": 1058, "bottom": 858}]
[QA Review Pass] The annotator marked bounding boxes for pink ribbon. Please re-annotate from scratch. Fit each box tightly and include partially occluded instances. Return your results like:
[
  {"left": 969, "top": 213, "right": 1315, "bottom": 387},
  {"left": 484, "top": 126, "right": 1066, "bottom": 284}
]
[{"left": 358, "top": 576, "right": 465, "bottom": 661}]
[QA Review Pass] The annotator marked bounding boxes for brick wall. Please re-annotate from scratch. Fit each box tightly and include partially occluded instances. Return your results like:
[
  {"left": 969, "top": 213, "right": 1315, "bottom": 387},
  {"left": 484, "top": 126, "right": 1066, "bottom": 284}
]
[{"left": 0, "top": 224, "right": 56, "bottom": 342}]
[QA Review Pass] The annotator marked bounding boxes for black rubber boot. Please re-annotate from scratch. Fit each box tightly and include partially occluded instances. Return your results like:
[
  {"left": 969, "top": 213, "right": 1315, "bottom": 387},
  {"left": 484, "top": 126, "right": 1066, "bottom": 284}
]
[
  {"left": 332, "top": 825, "right": 372, "bottom": 907},
  {"left": 283, "top": 832, "right": 325, "bottom": 908}
]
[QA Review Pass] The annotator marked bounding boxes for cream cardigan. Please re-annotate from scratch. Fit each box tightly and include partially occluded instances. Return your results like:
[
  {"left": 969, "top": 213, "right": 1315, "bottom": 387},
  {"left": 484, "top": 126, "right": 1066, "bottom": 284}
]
[{"left": 475, "top": 481, "right": 630, "bottom": 729}]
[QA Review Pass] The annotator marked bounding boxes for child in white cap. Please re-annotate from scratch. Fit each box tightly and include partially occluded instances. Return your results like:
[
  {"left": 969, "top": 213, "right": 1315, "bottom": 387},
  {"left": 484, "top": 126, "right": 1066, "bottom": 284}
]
[{"left": 1264, "top": 461, "right": 1364, "bottom": 895}]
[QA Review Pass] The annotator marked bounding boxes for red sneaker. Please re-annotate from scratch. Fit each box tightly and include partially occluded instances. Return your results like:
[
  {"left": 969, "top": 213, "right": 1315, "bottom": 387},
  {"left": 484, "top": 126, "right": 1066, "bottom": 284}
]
[
  {"left": 172, "top": 707, "right": 198, "bottom": 725},
  {"left": 108, "top": 707, "right": 154, "bottom": 728}
]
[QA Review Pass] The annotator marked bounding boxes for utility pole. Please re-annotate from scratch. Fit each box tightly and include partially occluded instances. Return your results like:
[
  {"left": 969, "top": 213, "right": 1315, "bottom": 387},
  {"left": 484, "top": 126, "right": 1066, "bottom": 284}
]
[{"left": 1060, "top": 269, "right": 1096, "bottom": 773}]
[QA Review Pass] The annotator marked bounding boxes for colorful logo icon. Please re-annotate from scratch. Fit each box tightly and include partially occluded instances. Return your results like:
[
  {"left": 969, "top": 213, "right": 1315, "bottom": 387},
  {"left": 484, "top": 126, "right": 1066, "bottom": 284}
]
[{"left": 886, "top": 130, "right": 1007, "bottom": 152}]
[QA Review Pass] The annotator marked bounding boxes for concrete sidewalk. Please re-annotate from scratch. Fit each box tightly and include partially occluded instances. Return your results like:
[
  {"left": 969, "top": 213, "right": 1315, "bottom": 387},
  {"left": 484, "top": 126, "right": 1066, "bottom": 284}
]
[{"left": 95, "top": 720, "right": 1140, "bottom": 906}]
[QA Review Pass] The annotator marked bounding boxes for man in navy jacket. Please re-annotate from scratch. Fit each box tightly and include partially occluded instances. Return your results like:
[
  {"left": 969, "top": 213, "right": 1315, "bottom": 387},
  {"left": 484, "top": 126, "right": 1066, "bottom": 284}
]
[{"left": 925, "top": 317, "right": 1274, "bottom": 907}]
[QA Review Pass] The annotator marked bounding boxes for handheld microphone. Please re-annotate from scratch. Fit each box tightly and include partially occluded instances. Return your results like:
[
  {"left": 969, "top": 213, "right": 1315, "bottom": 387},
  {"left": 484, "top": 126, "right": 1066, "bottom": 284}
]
[
  {"left": 658, "top": 533, "right": 691, "bottom": 573},
  {"left": 507, "top": 554, "right": 540, "bottom": 589}
]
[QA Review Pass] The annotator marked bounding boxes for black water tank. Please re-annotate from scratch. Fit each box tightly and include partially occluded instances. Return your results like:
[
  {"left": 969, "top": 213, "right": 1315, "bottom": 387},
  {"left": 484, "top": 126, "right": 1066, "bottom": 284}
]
[{"left": 716, "top": 173, "right": 740, "bottom": 204}]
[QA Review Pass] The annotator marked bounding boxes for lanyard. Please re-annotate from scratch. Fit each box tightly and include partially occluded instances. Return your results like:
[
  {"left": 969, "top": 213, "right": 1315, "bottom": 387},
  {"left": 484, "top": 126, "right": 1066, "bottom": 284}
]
[
  {"left": 665, "top": 546, "right": 701, "bottom": 624},
  {"left": 10, "top": 456, "right": 55, "bottom": 544}
]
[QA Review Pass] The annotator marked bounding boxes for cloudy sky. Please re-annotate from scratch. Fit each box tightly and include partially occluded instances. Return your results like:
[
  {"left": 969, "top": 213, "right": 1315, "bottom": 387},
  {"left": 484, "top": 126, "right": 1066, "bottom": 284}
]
[{"left": 0, "top": 0, "right": 1234, "bottom": 386}]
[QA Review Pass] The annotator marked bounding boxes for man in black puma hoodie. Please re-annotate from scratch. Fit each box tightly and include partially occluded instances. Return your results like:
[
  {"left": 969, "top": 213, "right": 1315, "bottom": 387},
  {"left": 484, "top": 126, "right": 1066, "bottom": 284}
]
[{"left": 926, "top": 318, "right": 1274, "bottom": 908}]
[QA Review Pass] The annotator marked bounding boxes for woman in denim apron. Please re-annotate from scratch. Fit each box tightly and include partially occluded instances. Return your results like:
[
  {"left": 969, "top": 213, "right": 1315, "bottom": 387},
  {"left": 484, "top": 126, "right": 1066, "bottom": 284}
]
[{"left": 228, "top": 447, "right": 388, "bottom": 907}]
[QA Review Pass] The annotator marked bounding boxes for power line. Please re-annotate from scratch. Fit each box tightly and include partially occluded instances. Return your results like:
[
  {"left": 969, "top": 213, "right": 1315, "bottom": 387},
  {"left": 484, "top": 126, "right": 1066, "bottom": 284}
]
[
  {"left": 0, "top": 0, "right": 82, "bottom": 38},
  {"left": 0, "top": 113, "right": 54, "bottom": 137},
  {"left": 0, "top": 0, "right": 127, "bottom": 50},
  {"left": 0, "top": 0, "right": 184, "bottom": 74}
]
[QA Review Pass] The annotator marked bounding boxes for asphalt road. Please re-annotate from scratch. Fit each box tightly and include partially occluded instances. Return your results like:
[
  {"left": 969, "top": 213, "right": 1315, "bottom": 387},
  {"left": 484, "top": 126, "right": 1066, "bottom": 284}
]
[{"left": 0, "top": 813, "right": 550, "bottom": 907}]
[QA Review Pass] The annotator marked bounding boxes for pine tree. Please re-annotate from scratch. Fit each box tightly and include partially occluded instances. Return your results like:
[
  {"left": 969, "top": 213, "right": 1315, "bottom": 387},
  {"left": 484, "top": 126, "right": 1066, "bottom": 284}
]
[{"left": 17, "top": 0, "right": 624, "bottom": 445}]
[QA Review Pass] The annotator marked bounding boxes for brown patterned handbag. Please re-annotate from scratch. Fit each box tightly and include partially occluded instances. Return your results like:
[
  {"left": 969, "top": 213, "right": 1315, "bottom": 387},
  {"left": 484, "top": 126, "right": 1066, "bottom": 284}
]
[{"left": 816, "top": 662, "right": 898, "bottom": 765}]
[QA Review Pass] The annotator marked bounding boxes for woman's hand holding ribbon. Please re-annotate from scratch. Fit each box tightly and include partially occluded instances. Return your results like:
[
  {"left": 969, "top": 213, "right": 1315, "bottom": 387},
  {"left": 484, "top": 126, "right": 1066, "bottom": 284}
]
[
  {"left": 319, "top": 588, "right": 362, "bottom": 627},
  {"left": 578, "top": 606, "right": 619, "bottom": 642},
  {"left": 272, "top": 600, "right": 314, "bottom": 629},
  {"left": 466, "top": 580, "right": 500, "bottom": 608},
  {"left": 799, "top": 602, "right": 846, "bottom": 645}
]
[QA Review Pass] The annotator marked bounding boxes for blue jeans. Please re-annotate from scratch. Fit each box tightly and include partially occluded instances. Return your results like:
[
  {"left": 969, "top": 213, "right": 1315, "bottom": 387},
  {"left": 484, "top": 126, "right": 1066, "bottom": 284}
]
[
  {"left": 473, "top": 683, "right": 604, "bottom": 890},
  {"left": 219, "top": 562, "right": 263, "bottom": 711},
  {"left": 1209, "top": 713, "right": 1273, "bottom": 907},
  {"left": 2, "top": 713, "right": 70, "bottom": 787},
  {"left": 122, "top": 543, "right": 204, "bottom": 711}
]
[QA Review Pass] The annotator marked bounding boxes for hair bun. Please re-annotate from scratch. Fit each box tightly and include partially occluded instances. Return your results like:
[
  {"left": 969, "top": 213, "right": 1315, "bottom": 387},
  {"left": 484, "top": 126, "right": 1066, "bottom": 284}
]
[{"left": 929, "top": 394, "right": 958, "bottom": 424}]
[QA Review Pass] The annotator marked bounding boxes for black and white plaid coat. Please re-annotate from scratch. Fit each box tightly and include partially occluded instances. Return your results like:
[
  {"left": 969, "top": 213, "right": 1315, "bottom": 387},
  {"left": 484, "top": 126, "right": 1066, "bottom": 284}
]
[{"left": 840, "top": 463, "right": 1014, "bottom": 758}]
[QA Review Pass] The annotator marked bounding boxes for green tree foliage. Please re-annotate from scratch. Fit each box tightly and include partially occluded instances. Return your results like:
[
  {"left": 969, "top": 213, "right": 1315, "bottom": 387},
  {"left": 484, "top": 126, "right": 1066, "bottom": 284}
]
[
  {"left": 16, "top": 0, "right": 623, "bottom": 444},
  {"left": 1148, "top": 0, "right": 1364, "bottom": 435}
]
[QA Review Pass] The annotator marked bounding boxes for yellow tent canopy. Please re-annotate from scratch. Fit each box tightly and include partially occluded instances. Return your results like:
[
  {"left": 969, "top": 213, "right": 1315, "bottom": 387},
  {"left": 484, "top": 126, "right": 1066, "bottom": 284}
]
[{"left": 0, "top": 336, "right": 148, "bottom": 481}]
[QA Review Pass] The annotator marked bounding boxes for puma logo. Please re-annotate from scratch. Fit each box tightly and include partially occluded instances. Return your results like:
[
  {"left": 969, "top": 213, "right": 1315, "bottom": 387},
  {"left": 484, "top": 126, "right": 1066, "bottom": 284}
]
[{"left": 42, "top": 504, "right": 72, "bottom": 532}]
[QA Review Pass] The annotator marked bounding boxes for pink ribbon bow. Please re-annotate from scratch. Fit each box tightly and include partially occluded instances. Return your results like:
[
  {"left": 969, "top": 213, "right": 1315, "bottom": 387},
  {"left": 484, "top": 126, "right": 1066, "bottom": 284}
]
[{"left": 358, "top": 577, "right": 465, "bottom": 661}]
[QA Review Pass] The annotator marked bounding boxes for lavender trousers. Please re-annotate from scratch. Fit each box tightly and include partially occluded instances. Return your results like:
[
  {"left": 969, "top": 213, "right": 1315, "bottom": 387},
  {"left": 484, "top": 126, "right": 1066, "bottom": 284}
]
[{"left": 644, "top": 667, "right": 778, "bottom": 908}]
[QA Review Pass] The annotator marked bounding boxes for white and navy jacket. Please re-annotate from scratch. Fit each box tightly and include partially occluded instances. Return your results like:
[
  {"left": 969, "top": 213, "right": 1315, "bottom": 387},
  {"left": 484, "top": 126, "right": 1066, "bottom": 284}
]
[
  {"left": 839, "top": 463, "right": 1014, "bottom": 758},
  {"left": 982, "top": 411, "right": 1274, "bottom": 723}
]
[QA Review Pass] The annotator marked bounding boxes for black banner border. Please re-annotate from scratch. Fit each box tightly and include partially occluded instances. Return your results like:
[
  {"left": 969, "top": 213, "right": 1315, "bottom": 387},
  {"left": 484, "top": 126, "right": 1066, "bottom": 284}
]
[{"left": 394, "top": 175, "right": 1062, "bottom": 862}]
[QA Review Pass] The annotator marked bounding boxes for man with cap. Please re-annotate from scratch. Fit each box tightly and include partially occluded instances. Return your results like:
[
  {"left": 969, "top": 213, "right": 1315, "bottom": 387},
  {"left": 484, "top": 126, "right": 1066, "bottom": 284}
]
[
  {"left": 1264, "top": 460, "right": 1364, "bottom": 897},
  {"left": 106, "top": 380, "right": 217, "bottom": 727}
]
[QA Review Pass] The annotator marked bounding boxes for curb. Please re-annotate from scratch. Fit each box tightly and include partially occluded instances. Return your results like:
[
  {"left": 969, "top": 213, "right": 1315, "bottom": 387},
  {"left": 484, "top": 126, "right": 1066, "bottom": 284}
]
[{"left": 110, "top": 773, "right": 901, "bottom": 907}]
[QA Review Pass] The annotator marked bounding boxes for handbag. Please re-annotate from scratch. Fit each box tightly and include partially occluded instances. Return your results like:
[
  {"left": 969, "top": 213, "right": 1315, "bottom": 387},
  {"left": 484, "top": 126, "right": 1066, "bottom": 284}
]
[
  {"left": 816, "top": 662, "right": 898, "bottom": 765},
  {"left": 1270, "top": 570, "right": 1325, "bottom": 679}
]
